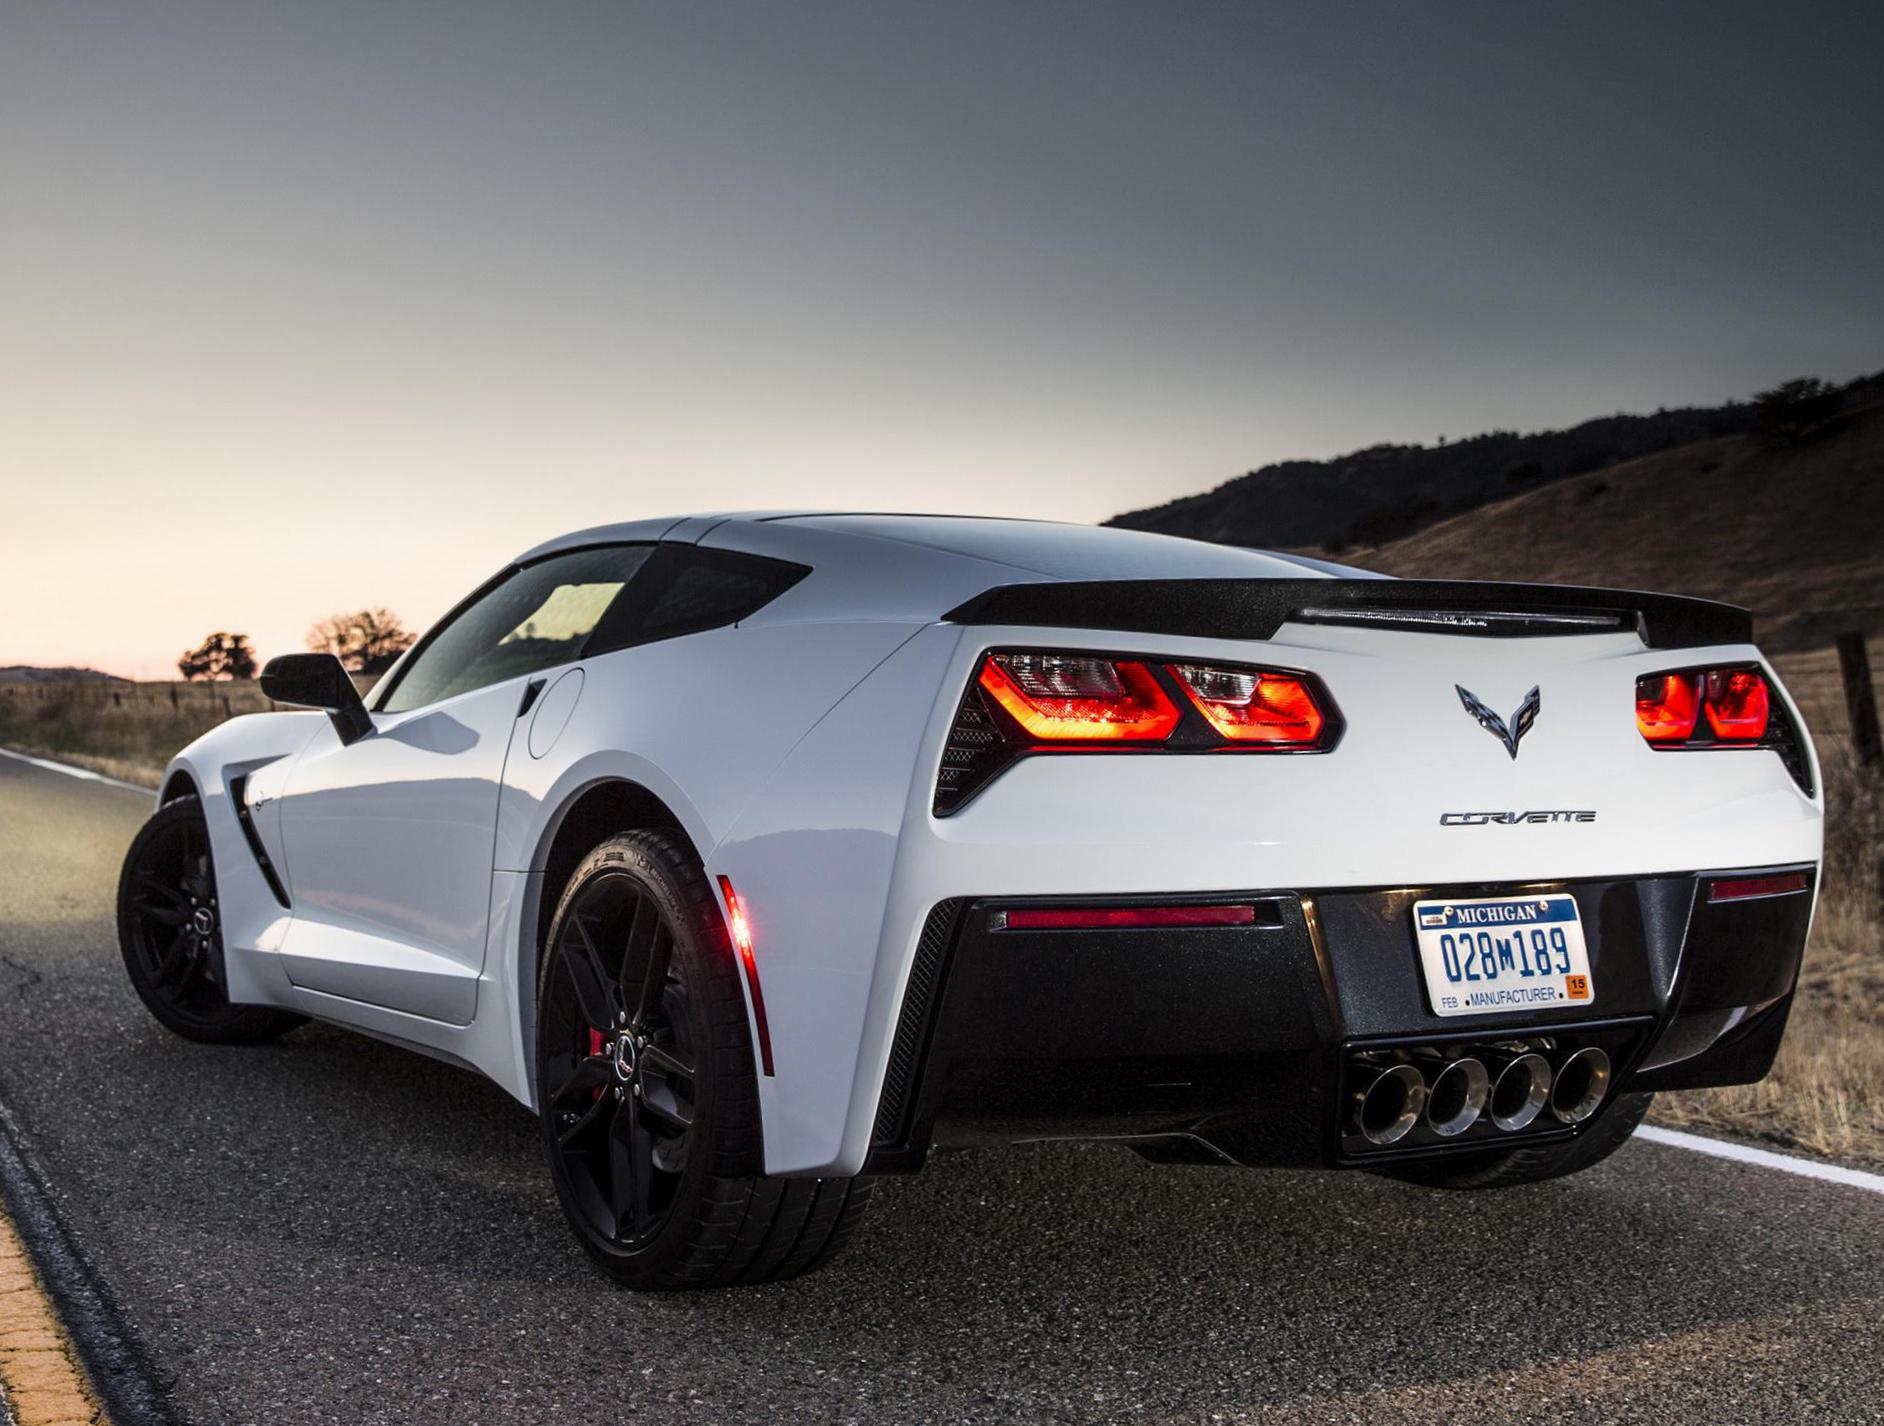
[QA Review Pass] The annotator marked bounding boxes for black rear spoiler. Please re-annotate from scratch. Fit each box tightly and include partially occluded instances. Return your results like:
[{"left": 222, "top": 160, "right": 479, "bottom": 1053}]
[{"left": 942, "top": 578, "right": 1752, "bottom": 650}]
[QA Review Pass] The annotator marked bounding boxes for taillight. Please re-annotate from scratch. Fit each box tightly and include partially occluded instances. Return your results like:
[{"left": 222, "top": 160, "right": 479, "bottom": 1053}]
[
  {"left": 934, "top": 649, "right": 1343, "bottom": 815},
  {"left": 1169, "top": 663, "right": 1327, "bottom": 745},
  {"left": 1703, "top": 668, "right": 1770, "bottom": 740},
  {"left": 977, "top": 653, "right": 1179, "bottom": 742},
  {"left": 1634, "top": 663, "right": 1809, "bottom": 793},
  {"left": 1636, "top": 673, "right": 1701, "bottom": 743}
]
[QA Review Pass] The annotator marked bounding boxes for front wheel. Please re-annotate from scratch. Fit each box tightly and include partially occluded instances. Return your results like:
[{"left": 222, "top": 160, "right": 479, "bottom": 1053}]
[
  {"left": 535, "top": 830, "right": 871, "bottom": 1290},
  {"left": 116, "top": 794, "right": 305, "bottom": 1044}
]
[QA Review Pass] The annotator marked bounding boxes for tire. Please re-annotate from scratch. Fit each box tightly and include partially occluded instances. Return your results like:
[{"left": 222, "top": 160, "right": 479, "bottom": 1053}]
[
  {"left": 535, "top": 829, "right": 872, "bottom": 1290},
  {"left": 116, "top": 795, "right": 306, "bottom": 1044},
  {"left": 1381, "top": 1091, "right": 1654, "bottom": 1190}
]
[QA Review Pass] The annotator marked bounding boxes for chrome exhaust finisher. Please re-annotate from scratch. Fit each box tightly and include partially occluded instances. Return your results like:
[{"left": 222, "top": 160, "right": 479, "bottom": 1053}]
[
  {"left": 1549, "top": 1046, "right": 1612, "bottom": 1124},
  {"left": 1354, "top": 1063, "right": 1428, "bottom": 1146},
  {"left": 1423, "top": 1056, "right": 1491, "bottom": 1137},
  {"left": 1487, "top": 1052, "right": 1553, "bottom": 1132}
]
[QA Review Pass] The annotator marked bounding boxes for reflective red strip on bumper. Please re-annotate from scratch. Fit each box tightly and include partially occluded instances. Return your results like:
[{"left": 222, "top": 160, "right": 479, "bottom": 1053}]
[
  {"left": 999, "top": 904, "right": 1257, "bottom": 931},
  {"left": 1707, "top": 873, "right": 1810, "bottom": 903}
]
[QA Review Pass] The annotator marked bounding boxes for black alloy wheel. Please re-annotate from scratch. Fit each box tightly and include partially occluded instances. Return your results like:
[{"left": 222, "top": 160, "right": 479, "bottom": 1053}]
[
  {"left": 539, "top": 868, "right": 699, "bottom": 1247},
  {"left": 116, "top": 794, "right": 304, "bottom": 1043},
  {"left": 535, "top": 830, "right": 873, "bottom": 1290}
]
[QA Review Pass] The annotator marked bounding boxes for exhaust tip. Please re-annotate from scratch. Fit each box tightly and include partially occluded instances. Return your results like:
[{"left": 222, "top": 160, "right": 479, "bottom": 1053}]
[
  {"left": 1354, "top": 1063, "right": 1427, "bottom": 1145},
  {"left": 1425, "top": 1057, "right": 1491, "bottom": 1137},
  {"left": 1549, "top": 1047, "right": 1612, "bottom": 1124},
  {"left": 1489, "top": 1053, "right": 1553, "bottom": 1131}
]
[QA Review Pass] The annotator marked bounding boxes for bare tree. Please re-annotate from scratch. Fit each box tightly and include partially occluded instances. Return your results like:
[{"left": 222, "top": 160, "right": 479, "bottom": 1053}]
[
  {"left": 177, "top": 632, "right": 258, "bottom": 682},
  {"left": 307, "top": 608, "right": 416, "bottom": 674}
]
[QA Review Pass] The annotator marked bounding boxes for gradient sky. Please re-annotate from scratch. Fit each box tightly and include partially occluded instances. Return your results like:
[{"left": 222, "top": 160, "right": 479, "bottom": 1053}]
[{"left": 4, "top": 2, "right": 1881, "bottom": 678}]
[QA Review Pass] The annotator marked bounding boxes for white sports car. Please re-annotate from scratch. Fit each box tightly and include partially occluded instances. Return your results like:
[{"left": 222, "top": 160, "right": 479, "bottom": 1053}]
[{"left": 117, "top": 514, "right": 1822, "bottom": 1289}]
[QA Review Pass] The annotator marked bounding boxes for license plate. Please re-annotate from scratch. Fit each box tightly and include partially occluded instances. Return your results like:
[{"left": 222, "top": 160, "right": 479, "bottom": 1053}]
[{"left": 1413, "top": 893, "right": 1594, "bottom": 1018}]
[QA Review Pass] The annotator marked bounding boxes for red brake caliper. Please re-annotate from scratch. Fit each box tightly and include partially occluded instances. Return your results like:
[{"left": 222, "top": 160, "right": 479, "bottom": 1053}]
[{"left": 589, "top": 1027, "right": 606, "bottom": 1100}]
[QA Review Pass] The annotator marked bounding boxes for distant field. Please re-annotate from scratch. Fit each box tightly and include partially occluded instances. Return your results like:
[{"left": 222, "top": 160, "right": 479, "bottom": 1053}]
[
  {"left": 0, "top": 677, "right": 369, "bottom": 787},
  {"left": 4, "top": 644, "right": 1880, "bottom": 1167}
]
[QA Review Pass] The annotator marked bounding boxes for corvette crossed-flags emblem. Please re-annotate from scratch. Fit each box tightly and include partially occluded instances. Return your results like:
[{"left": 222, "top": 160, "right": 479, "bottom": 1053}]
[{"left": 1455, "top": 684, "right": 1542, "bottom": 759}]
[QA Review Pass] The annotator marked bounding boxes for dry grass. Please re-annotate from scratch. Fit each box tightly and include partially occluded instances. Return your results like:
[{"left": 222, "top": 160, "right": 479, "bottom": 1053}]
[
  {"left": 0, "top": 679, "right": 279, "bottom": 788},
  {"left": 1354, "top": 401, "right": 1884, "bottom": 653},
  {"left": 1649, "top": 734, "right": 1884, "bottom": 1167},
  {"left": 5, "top": 651, "right": 1881, "bottom": 1165}
]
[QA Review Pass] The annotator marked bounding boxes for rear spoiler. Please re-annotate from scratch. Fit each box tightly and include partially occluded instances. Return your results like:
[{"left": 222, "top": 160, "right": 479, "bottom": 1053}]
[{"left": 942, "top": 579, "right": 1752, "bottom": 650}]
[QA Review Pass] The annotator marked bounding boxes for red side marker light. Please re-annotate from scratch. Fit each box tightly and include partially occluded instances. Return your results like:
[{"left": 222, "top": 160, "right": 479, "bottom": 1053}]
[
  {"left": 1708, "top": 872, "right": 1809, "bottom": 903},
  {"left": 716, "top": 875, "right": 774, "bottom": 1076}
]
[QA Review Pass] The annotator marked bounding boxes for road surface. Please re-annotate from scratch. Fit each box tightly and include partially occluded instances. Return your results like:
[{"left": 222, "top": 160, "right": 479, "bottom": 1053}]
[{"left": 1, "top": 751, "right": 1881, "bottom": 1424}]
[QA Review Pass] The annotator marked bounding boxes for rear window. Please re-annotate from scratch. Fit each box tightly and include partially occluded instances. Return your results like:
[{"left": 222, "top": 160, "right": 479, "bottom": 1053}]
[{"left": 581, "top": 546, "right": 810, "bottom": 656}]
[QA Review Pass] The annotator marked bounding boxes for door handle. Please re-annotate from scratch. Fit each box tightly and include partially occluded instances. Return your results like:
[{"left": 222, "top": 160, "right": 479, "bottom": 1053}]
[{"left": 517, "top": 678, "right": 547, "bottom": 718}]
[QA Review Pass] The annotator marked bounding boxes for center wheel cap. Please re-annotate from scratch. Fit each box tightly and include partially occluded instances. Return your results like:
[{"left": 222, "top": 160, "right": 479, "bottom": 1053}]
[
  {"left": 191, "top": 907, "right": 216, "bottom": 937},
  {"left": 612, "top": 1036, "right": 637, "bottom": 1083}
]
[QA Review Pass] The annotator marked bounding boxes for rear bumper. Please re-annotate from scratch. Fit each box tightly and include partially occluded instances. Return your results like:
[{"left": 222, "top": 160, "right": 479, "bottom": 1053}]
[{"left": 864, "top": 865, "right": 1814, "bottom": 1173}]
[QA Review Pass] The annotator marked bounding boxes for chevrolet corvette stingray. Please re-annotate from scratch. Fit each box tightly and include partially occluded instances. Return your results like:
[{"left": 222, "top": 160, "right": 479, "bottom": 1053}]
[{"left": 116, "top": 514, "right": 1822, "bottom": 1289}]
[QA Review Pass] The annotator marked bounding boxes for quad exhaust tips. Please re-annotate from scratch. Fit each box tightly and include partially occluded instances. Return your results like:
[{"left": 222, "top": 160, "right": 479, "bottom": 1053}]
[
  {"left": 1346, "top": 1041, "right": 1615, "bottom": 1147},
  {"left": 1548, "top": 1047, "right": 1612, "bottom": 1124},
  {"left": 1422, "top": 1056, "right": 1490, "bottom": 1138},
  {"left": 1354, "top": 1063, "right": 1427, "bottom": 1145},
  {"left": 1487, "top": 1052, "right": 1554, "bottom": 1132}
]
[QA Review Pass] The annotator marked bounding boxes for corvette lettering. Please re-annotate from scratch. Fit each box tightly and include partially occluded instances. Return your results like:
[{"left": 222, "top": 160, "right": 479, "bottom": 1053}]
[{"left": 1439, "top": 810, "right": 1596, "bottom": 825}]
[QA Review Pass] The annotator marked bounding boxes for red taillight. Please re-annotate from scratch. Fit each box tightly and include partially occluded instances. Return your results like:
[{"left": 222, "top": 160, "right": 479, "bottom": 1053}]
[
  {"left": 935, "top": 648, "right": 1344, "bottom": 814},
  {"left": 1636, "top": 673, "right": 1701, "bottom": 743},
  {"left": 1638, "top": 665, "right": 1777, "bottom": 748},
  {"left": 716, "top": 875, "right": 773, "bottom": 1076},
  {"left": 978, "top": 652, "right": 1179, "bottom": 742},
  {"left": 1703, "top": 668, "right": 1770, "bottom": 741},
  {"left": 1169, "top": 663, "right": 1327, "bottom": 745},
  {"left": 998, "top": 904, "right": 1258, "bottom": 930}
]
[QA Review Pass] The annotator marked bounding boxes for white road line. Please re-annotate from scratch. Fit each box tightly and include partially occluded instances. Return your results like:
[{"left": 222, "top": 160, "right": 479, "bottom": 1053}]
[
  {"left": 0, "top": 746, "right": 150, "bottom": 795},
  {"left": 1637, "top": 1124, "right": 1884, "bottom": 1195}
]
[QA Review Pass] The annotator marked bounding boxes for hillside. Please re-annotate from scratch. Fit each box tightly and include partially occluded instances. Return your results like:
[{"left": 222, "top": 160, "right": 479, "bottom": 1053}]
[
  {"left": 1109, "top": 373, "right": 1881, "bottom": 554},
  {"left": 0, "top": 665, "right": 128, "bottom": 685},
  {"left": 1353, "top": 400, "right": 1884, "bottom": 652}
]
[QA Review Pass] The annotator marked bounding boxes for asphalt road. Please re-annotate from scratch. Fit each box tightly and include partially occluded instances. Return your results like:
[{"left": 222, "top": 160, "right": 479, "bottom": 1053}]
[{"left": 2, "top": 754, "right": 1883, "bottom": 1425}]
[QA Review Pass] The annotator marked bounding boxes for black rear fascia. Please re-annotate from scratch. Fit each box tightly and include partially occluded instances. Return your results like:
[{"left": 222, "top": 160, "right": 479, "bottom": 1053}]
[
  {"left": 944, "top": 578, "right": 1753, "bottom": 650},
  {"left": 866, "top": 866, "right": 1814, "bottom": 1173}
]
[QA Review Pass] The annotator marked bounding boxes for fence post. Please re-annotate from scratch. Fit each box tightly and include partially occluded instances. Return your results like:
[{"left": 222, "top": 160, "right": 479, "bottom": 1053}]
[{"left": 1837, "top": 631, "right": 1882, "bottom": 771}]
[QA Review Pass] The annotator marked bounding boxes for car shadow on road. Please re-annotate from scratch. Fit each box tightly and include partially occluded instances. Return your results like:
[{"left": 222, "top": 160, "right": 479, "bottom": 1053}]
[{"left": 82, "top": 1015, "right": 1884, "bottom": 1423}]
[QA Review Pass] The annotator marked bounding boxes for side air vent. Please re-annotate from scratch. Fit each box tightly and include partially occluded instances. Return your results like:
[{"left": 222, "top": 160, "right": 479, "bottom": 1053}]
[
  {"left": 872, "top": 900, "right": 964, "bottom": 1148},
  {"left": 229, "top": 773, "right": 291, "bottom": 909}
]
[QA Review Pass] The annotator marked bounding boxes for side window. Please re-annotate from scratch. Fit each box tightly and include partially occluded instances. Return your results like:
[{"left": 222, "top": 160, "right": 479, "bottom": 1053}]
[
  {"left": 379, "top": 546, "right": 653, "bottom": 713},
  {"left": 584, "top": 546, "right": 810, "bottom": 656}
]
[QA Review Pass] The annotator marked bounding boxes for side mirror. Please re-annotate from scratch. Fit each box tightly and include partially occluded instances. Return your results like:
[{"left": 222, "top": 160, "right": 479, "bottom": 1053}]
[{"left": 260, "top": 653, "right": 373, "bottom": 745}]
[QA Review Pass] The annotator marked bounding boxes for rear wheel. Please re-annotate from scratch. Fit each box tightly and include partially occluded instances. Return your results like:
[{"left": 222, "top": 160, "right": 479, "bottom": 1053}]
[
  {"left": 116, "top": 795, "right": 305, "bottom": 1044},
  {"left": 535, "top": 830, "right": 871, "bottom": 1290},
  {"left": 1382, "top": 1091, "right": 1653, "bottom": 1190}
]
